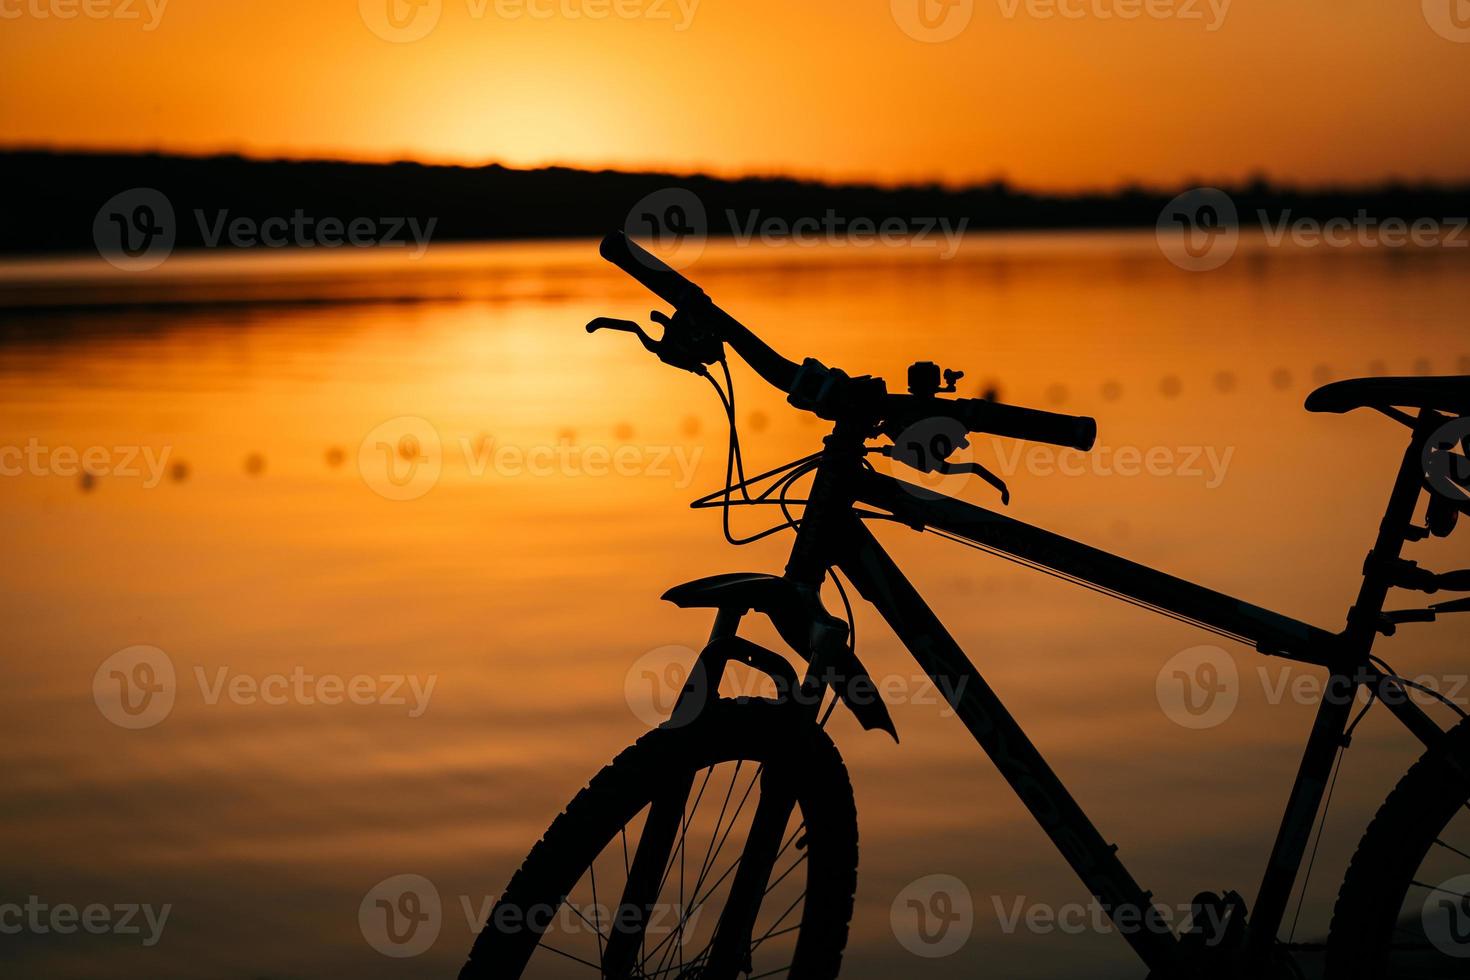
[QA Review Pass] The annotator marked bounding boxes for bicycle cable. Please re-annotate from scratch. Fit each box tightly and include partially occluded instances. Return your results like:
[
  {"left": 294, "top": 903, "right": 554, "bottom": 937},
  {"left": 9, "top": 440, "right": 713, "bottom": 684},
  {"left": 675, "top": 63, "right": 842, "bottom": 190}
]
[
  {"left": 1370, "top": 654, "right": 1469, "bottom": 720},
  {"left": 697, "top": 362, "right": 819, "bottom": 545}
]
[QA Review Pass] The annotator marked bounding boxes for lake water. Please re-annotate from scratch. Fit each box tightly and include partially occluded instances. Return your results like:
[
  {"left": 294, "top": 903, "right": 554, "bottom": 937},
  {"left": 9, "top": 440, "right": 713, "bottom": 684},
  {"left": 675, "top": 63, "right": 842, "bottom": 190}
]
[{"left": 1, "top": 233, "right": 1468, "bottom": 978}]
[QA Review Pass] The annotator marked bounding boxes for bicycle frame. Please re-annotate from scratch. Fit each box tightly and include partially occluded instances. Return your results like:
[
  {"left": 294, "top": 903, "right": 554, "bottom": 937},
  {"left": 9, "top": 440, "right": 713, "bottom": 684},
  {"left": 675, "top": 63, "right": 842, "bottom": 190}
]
[{"left": 769, "top": 410, "right": 1454, "bottom": 975}]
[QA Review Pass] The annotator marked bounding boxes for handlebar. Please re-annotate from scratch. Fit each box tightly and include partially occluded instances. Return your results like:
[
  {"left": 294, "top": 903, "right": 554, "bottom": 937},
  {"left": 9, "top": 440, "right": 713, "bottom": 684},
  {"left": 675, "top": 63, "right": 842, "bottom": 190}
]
[
  {"left": 596, "top": 230, "right": 1096, "bottom": 453},
  {"left": 957, "top": 399, "right": 1097, "bottom": 453},
  {"left": 599, "top": 232, "right": 801, "bottom": 392}
]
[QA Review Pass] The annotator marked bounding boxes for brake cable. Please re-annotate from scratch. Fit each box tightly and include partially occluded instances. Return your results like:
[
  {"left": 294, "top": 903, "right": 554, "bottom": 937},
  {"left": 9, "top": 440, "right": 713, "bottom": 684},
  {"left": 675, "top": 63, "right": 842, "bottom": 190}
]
[{"left": 696, "top": 360, "right": 821, "bottom": 545}]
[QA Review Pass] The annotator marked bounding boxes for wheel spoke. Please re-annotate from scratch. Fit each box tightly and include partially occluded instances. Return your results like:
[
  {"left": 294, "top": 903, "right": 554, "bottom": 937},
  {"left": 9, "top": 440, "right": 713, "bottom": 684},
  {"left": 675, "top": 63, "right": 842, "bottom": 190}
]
[
  {"left": 1431, "top": 836, "right": 1470, "bottom": 863},
  {"left": 536, "top": 942, "right": 604, "bottom": 970},
  {"left": 590, "top": 859, "right": 605, "bottom": 962},
  {"left": 1410, "top": 879, "right": 1470, "bottom": 901}
]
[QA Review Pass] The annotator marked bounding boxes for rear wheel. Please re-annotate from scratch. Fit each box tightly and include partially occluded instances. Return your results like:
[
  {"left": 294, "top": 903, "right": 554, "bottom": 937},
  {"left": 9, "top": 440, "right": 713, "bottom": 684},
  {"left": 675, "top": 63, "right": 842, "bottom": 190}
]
[
  {"left": 1325, "top": 715, "right": 1470, "bottom": 978},
  {"left": 460, "top": 698, "right": 858, "bottom": 979}
]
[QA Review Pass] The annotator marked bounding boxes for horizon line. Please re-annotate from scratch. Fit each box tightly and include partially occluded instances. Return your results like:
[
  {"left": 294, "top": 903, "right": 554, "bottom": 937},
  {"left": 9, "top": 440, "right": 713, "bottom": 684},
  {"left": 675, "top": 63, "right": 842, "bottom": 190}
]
[{"left": 7, "top": 144, "right": 1469, "bottom": 198}]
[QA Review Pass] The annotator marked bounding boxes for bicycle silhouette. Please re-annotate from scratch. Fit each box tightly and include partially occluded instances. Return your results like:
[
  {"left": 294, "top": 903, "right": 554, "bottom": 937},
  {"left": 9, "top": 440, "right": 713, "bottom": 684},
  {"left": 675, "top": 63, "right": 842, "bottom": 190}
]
[{"left": 461, "top": 232, "right": 1470, "bottom": 979}]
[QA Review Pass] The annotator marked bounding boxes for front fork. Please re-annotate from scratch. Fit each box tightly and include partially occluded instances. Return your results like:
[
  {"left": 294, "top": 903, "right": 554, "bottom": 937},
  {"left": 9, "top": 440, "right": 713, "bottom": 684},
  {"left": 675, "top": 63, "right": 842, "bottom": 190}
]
[{"left": 604, "top": 606, "right": 823, "bottom": 979}]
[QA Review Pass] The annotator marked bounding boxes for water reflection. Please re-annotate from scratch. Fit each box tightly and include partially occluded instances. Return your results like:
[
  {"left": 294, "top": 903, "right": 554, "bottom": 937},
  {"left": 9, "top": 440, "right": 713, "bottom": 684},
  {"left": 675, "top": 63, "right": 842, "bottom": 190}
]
[{"left": 0, "top": 234, "right": 1468, "bottom": 978}]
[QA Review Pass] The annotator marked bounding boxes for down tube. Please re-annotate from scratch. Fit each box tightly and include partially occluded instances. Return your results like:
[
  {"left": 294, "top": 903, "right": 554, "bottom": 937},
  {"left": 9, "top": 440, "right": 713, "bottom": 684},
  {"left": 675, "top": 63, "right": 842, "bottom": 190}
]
[{"left": 834, "top": 516, "right": 1185, "bottom": 975}]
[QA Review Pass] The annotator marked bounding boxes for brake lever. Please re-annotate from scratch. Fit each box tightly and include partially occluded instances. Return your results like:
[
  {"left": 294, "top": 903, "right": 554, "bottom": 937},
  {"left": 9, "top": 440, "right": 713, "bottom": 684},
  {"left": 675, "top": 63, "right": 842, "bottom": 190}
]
[
  {"left": 936, "top": 459, "right": 1012, "bottom": 505},
  {"left": 586, "top": 317, "right": 660, "bottom": 353},
  {"left": 879, "top": 446, "right": 1011, "bottom": 505},
  {"left": 585, "top": 311, "right": 721, "bottom": 377}
]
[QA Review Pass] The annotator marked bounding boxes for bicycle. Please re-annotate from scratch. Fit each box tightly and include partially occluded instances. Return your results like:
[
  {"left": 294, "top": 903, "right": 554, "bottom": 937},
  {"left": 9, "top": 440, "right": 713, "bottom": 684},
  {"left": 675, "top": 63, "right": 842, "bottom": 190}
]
[{"left": 460, "top": 231, "right": 1470, "bottom": 979}]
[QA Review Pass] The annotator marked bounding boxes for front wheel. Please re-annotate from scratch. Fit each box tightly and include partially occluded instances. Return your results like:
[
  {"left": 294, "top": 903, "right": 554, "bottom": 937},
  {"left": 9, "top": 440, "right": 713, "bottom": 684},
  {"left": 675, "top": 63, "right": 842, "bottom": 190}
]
[
  {"left": 461, "top": 698, "right": 859, "bottom": 979},
  {"left": 1325, "top": 714, "right": 1470, "bottom": 977}
]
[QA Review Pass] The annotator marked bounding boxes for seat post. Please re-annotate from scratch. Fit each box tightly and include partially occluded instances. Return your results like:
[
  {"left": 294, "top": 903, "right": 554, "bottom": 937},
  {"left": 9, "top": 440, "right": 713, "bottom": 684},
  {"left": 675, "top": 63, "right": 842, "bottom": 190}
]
[{"left": 1344, "top": 409, "right": 1443, "bottom": 643}]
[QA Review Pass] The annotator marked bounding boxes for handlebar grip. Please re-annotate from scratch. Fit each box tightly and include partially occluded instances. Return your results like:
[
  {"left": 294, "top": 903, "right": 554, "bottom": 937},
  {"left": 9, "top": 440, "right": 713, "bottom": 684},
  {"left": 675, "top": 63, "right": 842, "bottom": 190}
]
[
  {"left": 961, "top": 400, "right": 1098, "bottom": 452},
  {"left": 599, "top": 232, "right": 707, "bottom": 309}
]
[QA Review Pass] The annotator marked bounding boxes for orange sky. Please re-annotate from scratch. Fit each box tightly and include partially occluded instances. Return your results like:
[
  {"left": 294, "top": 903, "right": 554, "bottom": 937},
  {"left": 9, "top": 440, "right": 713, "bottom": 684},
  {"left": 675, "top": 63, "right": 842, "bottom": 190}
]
[{"left": 2, "top": 0, "right": 1468, "bottom": 189}]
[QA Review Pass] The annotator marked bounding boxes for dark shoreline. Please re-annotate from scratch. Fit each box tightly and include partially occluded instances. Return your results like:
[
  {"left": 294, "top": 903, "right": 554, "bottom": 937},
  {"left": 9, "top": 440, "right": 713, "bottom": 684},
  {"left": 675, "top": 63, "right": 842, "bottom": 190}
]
[{"left": 5, "top": 149, "right": 1470, "bottom": 256}]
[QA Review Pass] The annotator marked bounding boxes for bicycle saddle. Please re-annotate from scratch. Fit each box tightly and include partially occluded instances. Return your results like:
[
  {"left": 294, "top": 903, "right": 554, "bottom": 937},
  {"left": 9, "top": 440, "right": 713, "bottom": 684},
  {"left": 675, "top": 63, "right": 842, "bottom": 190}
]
[{"left": 1305, "top": 375, "right": 1470, "bottom": 415}]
